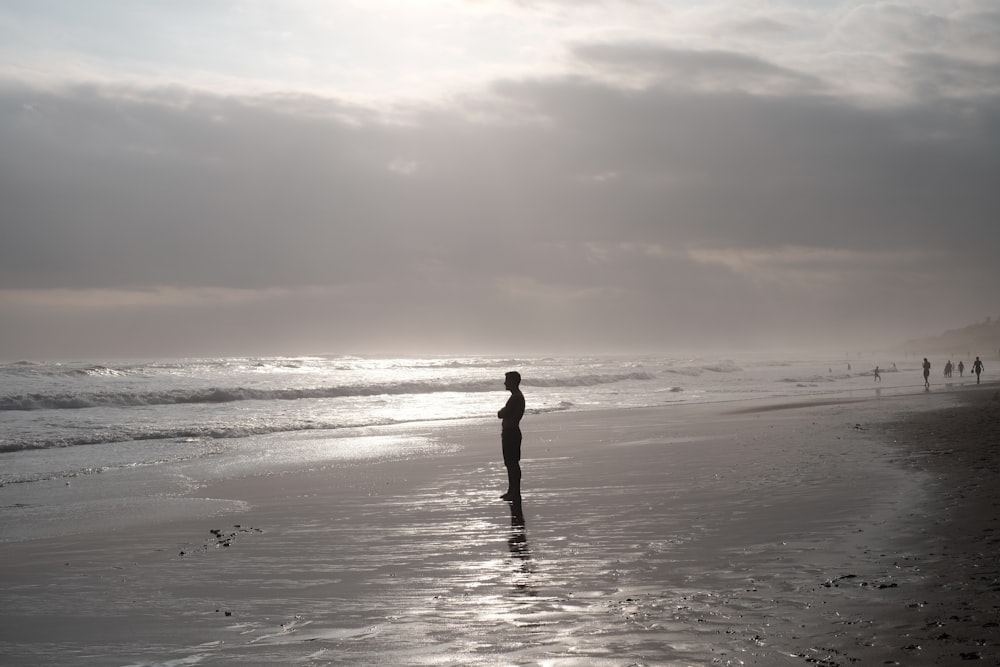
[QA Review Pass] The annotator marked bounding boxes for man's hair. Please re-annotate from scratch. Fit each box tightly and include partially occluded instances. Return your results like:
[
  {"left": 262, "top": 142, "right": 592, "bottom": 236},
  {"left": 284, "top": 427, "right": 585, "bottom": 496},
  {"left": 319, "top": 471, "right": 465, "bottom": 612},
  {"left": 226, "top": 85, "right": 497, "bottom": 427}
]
[{"left": 505, "top": 371, "right": 521, "bottom": 386}]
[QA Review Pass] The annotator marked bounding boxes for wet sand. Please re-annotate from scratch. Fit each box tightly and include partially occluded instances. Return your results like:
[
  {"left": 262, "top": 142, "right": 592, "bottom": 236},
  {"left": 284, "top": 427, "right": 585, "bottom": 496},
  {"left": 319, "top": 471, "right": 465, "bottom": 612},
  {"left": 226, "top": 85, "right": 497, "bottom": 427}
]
[{"left": 1, "top": 385, "right": 998, "bottom": 665}]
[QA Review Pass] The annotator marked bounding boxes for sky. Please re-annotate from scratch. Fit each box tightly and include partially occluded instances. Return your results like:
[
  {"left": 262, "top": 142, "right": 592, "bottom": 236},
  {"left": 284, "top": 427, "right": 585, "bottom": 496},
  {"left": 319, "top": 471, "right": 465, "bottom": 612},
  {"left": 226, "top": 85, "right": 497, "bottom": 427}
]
[{"left": 1, "top": 0, "right": 998, "bottom": 358}]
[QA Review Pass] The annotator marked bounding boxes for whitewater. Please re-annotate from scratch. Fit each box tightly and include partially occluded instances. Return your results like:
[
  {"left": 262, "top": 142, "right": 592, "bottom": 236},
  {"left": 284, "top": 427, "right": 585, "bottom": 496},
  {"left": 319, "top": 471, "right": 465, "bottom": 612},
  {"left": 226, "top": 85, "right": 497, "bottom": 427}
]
[{"left": 1, "top": 353, "right": 922, "bottom": 487}]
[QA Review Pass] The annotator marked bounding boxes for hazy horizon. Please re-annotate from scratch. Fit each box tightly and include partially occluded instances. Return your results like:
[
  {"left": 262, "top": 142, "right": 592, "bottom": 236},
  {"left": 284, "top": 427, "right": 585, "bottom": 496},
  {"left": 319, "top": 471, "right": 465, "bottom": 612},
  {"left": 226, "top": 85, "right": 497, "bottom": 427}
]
[{"left": 2, "top": 1, "right": 998, "bottom": 359}]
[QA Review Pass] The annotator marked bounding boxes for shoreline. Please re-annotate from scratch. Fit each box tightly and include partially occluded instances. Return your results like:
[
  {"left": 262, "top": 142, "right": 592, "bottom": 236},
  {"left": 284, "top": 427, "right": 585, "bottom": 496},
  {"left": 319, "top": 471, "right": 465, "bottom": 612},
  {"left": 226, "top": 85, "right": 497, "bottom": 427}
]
[{"left": 0, "top": 384, "right": 997, "bottom": 664}]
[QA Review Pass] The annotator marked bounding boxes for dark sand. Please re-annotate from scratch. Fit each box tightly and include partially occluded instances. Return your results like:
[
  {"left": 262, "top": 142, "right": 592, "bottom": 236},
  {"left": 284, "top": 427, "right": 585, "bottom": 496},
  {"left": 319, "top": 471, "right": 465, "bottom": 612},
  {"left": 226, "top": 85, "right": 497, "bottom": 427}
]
[{"left": 1, "top": 385, "right": 998, "bottom": 665}]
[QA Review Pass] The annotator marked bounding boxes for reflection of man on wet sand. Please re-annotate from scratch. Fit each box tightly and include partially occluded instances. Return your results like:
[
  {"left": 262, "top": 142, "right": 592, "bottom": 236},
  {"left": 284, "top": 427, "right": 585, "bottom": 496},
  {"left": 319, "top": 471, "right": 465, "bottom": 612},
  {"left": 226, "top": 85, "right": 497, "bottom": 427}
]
[
  {"left": 508, "top": 499, "right": 529, "bottom": 560},
  {"left": 507, "top": 498, "right": 535, "bottom": 595},
  {"left": 498, "top": 371, "right": 525, "bottom": 501}
]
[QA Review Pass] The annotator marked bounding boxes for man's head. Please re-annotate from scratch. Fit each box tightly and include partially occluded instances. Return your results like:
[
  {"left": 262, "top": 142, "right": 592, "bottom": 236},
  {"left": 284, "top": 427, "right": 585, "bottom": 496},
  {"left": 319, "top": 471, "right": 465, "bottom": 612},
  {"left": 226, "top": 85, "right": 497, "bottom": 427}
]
[{"left": 505, "top": 371, "right": 521, "bottom": 390}]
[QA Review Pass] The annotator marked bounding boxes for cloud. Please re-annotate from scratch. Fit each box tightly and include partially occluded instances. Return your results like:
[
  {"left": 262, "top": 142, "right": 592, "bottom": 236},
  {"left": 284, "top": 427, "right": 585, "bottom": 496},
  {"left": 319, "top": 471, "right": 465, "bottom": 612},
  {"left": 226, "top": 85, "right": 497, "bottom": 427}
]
[
  {"left": 722, "top": 16, "right": 795, "bottom": 38},
  {"left": 0, "top": 285, "right": 326, "bottom": 310},
  {"left": 2, "top": 67, "right": 996, "bottom": 353},
  {"left": 685, "top": 245, "right": 940, "bottom": 292},
  {"left": 901, "top": 51, "right": 1000, "bottom": 99},
  {"left": 1, "top": 2, "right": 998, "bottom": 355},
  {"left": 570, "top": 42, "right": 827, "bottom": 94},
  {"left": 836, "top": 3, "right": 1000, "bottom": 56},
  {"left": 827, "top": 3, "right": 1000, "bottom": 100}
]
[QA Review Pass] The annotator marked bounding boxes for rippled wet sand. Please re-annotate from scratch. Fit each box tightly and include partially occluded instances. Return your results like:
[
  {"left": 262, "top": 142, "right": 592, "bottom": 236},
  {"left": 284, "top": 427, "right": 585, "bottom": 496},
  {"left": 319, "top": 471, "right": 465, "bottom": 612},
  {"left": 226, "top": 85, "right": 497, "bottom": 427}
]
[{"left": 2, "top": 391, "right": 998, "bottom": 665}]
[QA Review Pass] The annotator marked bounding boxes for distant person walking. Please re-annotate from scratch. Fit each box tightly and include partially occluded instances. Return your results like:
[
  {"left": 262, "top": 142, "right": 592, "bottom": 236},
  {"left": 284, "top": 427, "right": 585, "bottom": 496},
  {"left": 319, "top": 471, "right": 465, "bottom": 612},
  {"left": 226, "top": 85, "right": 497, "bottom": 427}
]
[
  {"left": 958, "top": 360, "right": 965, "bottom": 377},
  {"left": 922, "top": 358, "right": 931, "bottom": 389},
  {"left": 873, "top": 366, "right": 881, "bottom": 382},
  {"left": 972, "top": 357, "right": 985, "bottom": 384},
  {"left": 497, "top": 371, "right": 525, "bottom": 501}
]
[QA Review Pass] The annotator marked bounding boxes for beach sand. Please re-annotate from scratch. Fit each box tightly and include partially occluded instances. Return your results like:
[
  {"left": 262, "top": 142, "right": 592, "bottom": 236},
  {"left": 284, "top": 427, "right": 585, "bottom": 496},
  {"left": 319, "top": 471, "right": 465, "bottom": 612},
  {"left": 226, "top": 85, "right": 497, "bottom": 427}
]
[{"left": 1, "top": 385, "right": 998, "bottom": 665}]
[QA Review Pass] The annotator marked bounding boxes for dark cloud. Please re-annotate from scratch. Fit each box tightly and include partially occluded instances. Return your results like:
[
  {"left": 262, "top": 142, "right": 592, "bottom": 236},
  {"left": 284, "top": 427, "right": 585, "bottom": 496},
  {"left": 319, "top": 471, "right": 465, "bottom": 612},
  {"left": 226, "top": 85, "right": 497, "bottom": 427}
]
[
  {"left": 488, "top": 71, "right": 999, "bottom": 250},
  {"left": 901, "top": 52, "right": 1000, "bottom": 98}
]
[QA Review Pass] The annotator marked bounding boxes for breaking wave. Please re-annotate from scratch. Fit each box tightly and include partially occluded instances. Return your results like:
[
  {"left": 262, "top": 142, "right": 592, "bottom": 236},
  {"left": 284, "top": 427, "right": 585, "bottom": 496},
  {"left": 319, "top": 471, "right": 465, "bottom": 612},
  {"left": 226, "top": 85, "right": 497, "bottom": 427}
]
[
  {"left": 0, "top": 399, "right": 578, "bottom": 453},
  {"left": 0, "top": 373, "right": 648, "bottom": 412},
  {"left": 777, "top": 374, "right": 849, "bottom": 384},
  {"left": 663, "top": 360, "right": 743, "bottom": 376}
]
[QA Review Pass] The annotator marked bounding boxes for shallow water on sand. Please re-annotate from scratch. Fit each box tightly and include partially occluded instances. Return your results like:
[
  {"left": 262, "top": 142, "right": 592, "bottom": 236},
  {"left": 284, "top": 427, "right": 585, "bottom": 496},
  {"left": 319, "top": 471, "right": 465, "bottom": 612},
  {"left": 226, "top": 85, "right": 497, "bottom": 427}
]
[{"left": 0, "top": 398, "right": 935, "bottom": 666}]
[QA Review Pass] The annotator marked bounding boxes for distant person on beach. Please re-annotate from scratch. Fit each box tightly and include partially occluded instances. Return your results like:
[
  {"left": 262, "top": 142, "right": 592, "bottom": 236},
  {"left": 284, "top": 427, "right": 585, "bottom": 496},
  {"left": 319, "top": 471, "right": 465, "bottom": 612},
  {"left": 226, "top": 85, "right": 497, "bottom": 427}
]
[
  {"left": 498, "top": 371, "right": 525, "bottom": 501},
  {"left": 873, "top": 366, "right": 881, "bottom": 382},
  {"left": 944, "top": 360, "right": 953, "bottom": 378},
  {"left": 972, "top": 357, "right": 985, "bottom": 384},
  {"left": 958, "top": 360, "right": 965, "bottom": 377},
  {"left": 922, "top": 358, "right": 931, "bottom": 388}
]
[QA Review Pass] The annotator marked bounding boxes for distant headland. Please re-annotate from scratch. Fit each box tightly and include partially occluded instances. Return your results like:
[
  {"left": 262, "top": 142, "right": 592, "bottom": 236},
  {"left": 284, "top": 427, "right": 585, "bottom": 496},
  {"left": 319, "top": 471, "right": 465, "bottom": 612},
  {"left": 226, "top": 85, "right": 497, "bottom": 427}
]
[{"left": 900, "top": 317, "right": 1000, "bottom": 357}]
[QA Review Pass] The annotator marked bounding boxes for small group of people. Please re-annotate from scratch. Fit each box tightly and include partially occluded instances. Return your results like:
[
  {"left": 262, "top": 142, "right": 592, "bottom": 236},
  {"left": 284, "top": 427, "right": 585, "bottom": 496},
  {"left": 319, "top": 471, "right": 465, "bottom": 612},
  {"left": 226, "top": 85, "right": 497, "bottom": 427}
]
[
  {"left": 922, "top": 356, "right": 985, "bottom": 388},
  {"left": 943, "top": 359, "right": 969, "bottom": 377},
  {"left": 498, "top": 353, "right": 988, "bottom": 499}
]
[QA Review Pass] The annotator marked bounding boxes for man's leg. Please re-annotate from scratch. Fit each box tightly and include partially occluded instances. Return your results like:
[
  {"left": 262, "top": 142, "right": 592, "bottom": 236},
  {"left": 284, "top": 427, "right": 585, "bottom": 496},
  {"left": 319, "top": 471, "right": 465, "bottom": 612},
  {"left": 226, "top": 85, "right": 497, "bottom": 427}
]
[
  {"left": 505, "top": 459, "right": 521, "bottom": 497},
  {"left": 501, "top": 431, "right": 522, "bottom": 499}
]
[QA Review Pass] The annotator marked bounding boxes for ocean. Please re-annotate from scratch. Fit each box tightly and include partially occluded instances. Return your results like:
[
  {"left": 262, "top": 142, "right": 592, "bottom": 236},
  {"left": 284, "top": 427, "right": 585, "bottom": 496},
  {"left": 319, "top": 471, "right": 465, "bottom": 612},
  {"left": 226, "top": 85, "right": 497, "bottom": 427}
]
[{"left": 0, "top": 353, "right": 924, "bottom": 541}]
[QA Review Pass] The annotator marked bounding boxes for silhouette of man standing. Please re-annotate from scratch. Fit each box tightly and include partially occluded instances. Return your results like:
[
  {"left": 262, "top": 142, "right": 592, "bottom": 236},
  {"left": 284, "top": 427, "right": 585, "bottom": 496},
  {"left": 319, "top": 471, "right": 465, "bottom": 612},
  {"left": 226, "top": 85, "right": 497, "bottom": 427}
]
[
  {"left": 922, "top": 358, "right": 931, "bottom": 388},
  {"left": 972, "top": 356, "right": 985, "bottom": 384},
  {"left": 498, "top": 371, "right": 525, "bottom": 501}
]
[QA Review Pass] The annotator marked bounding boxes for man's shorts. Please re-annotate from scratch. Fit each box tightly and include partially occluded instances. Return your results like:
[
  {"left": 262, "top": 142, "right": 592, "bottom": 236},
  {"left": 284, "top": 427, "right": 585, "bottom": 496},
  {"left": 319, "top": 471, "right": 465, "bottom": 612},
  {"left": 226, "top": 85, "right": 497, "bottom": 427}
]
[{"left": 502, "top": 429, "right": 522, "bottom": 465}]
